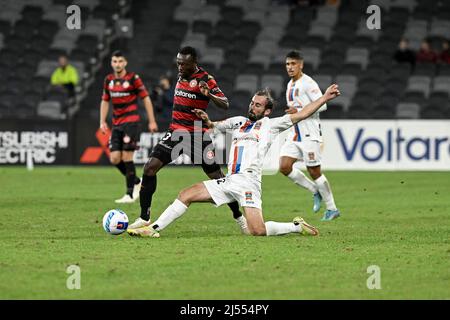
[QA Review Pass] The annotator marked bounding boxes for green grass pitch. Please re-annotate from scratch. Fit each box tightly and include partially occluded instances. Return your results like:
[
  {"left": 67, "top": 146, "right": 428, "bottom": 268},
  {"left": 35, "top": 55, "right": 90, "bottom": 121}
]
[{"left": 0, "top": 166, "right": 449, "bottom": 299}]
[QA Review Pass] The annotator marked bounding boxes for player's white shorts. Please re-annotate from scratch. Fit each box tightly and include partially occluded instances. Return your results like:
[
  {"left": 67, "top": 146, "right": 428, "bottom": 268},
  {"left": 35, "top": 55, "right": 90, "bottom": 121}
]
[
  {"left": 280, "top": 140, "right": 322, "bottom": 167},
  {"left": 203, "top": 173, "right": 262, "bottom": 209}
]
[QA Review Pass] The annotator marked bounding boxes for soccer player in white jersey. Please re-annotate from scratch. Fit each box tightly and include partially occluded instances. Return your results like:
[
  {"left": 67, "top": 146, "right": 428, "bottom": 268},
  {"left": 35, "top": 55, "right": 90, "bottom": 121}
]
[
  {"left": 126, "top": 84, "right": 340, "bottom": 238},
  {"left": 279, "top": 50, "right": 340, "bottom": 221}
]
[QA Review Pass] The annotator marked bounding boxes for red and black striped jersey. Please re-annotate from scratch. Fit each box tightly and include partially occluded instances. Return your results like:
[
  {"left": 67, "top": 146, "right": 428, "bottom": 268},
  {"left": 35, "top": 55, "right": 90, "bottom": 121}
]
[
  {"left": 170, "top": 67, "right": 226, "bottom": 132},
  {"left": 102, "top": 72, "right": 149, "bottom": 127}
]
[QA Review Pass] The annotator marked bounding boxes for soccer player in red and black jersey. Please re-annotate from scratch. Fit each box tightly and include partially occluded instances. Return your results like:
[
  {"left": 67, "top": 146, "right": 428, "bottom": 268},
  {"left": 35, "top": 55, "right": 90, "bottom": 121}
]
[
  {"left": 100, "top": 50, "right": 158, "bottom": 203},
  {"left": 128, "top": 46, "right": 247, "bottom": 233}
]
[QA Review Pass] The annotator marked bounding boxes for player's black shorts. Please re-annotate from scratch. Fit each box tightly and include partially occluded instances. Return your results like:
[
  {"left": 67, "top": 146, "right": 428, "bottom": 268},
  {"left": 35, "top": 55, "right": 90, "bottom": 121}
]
[
  {"left": 109, "top": 123, "right": 140, "bottom": 152},
  {"left": 150, "top": 130, "right": 221, "bottom": 174}
]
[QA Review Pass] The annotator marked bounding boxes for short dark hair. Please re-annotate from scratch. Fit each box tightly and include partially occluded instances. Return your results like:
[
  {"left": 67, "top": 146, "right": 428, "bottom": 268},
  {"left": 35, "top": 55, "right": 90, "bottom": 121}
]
[
  {"left": 255, "top": 88, "right": 275, "bottom": 110},
  {"left": 178, "top": 46, "right": 198, "bottom": 62},
  {"left": 112, "top": 50, "right": 126, "bottom": 59},
  {"left": 286, "top": 50, "right": 304, "bottom": 61}
]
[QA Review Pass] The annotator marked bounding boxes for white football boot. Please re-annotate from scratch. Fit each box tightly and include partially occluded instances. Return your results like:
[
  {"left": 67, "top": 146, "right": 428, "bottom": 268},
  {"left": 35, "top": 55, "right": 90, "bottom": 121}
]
[
  {"left": 132, "top": 181, "right": 141, "bottom": 200},
  {"left": 127, "top": 225, "right": 160, "bottom": 238},
  {"left": 128, "top": 217, "right": 151, "bottom": 229},
  {"left": 114, "top": 194, "right": 136, "bottom": 204},
  {"left": 235, "top": 216, "right": 250, "bottom": 235},
  {"left": 293, "top": 217, "right": 319, "bottom": 236}
]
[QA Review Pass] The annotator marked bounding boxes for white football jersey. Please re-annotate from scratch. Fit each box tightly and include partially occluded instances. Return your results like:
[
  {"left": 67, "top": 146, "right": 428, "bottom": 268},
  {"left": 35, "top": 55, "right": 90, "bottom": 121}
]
[
  {"left": 285, "top": 73, "right": 326, "bottom": 142},
  {"left": 214, "top": 115, "right": 293, "bottom": 181}
]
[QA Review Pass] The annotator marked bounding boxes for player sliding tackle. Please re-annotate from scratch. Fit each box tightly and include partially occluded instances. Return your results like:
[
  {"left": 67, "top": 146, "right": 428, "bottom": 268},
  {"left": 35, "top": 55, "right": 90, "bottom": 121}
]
[{"left": 127, "top": 84, "right": 340, "bottom": 238}]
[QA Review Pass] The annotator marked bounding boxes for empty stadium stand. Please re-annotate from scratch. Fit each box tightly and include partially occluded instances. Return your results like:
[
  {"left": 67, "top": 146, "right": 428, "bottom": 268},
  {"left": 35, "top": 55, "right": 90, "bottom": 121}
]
[{"left": 0, "top": 0, "right": 449, "bottom": 126}]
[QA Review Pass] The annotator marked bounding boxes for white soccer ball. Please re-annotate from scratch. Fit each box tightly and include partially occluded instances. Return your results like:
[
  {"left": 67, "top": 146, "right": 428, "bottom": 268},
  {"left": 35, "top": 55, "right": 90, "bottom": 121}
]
[{"left": 103, "top": 209, "right": 129, "bottom": 235}]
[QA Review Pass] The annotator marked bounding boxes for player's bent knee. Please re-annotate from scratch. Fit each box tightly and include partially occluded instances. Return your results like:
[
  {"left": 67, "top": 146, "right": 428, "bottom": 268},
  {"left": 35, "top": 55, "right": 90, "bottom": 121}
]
[
  {"left": 279, "top": 164, "right": 292, "bottom": 176},
  {"left": 178, "top": 188, "right": 195, "bottom": 206},
  {"left": 110, "top": 155, "right": 121, "bottom": 165},
  {"left": 249, "top": 227, "right": 266, "bottom": 236},
  {"left": 143, "top": 159, "right": 159, "bottom": 176}
]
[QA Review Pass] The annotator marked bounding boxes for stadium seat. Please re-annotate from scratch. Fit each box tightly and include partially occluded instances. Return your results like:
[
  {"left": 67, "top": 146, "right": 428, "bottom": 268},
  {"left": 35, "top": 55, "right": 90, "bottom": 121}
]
[
  {"left": 406, "top": 76, "right": 431, "bottom": 98},
  {"left": 403, "top": 90, "right": 426, "bottom": 106},
  {"left": 37, "top": 101, "right": 64, "bottom": 119},
  {"left": 180, "top": 0, "right": 204, "bottom": 9},
  {"left": 252, "top": 40, "right": 278, "bottom": 56},
  {"left": 266, "top": 6, "right": 290, "bottom": 28},
  {"left": 420, "top": 105, "right": 446, "bottom": 119},
  {"left": 36, "top": 60, "right": 58, "bottom": 78},
  {"left": 346, "top": 47, "right": 369, "bottom": 70},
  {"left": 260, "top": 75, "right": 284, "bottom": 99},
  {"left": 316, "top": 5, "right": 338, "bottom": 26},
  {"left": 372, "top": 105, "right": 395, "bottom": 119},
  {"left": 312, "top": 75, "right": 333, "bottom": 92},
  {"left": 332, "top": 95, "right": 352, "bottom": 112},
  {"left": 396, "top": 102, "right": 420, "bottom": 119},
  {"left": 174, "top": 6, "right": 197, "bottom": 24},
  {"left": 234, "top": 74, "right": 259, "bottom": 93},
  {"left": 308, "top": 24, "right": 332, "bottom": 41},
  {"left": 257, "top": 26, "right": 284, "bottom": 42},
  {"left": 242, "top": 9, "right": 266, "bottom": 26},
  {"left": 201, "top": 47, "right": 225, "bottom": 69},
  {"left": 432, "top": 77, "right": 450, "bottom": 95},
  {"left": 301, "top": 47, "right": 321, "bottom": 70}
]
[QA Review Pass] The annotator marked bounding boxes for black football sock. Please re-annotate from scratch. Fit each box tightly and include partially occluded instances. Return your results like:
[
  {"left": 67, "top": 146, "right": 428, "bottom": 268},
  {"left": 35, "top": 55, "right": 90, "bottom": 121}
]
[
  {"left": 140, "top": 175, "right": 157, "bottom": 221},
  {"left": 124, "top": 161, "right": 136, "bottom": 197},
  {"left": 115, "top": 161, "right": 127, "bottom": 176},
  {"left": 228, "top": 201, "right": 243, "bottom": 219},
  {"left": 134, "top": 176, "right": 141, "bottom": 185}
]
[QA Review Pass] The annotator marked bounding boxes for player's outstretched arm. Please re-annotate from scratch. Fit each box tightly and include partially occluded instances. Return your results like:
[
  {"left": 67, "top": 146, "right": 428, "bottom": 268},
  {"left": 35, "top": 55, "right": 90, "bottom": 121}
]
[
  {"left": 193, "top": 109, "right": 214, "bottom": 129},
  {"left": 199, "top": 80, "right": 229, "bottom": 110},
  {"left": 99, "top": 100, "right": 110, "bottom": 134},
  {"left": 290, "top": 84, "right": 340, "bottom": 124}
]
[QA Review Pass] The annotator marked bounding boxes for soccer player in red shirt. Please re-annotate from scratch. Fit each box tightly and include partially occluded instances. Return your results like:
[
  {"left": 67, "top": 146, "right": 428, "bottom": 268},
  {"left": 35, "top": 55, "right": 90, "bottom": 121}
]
[
  {"left": 128, "top": 46, "right": 246, "bottom": 233},
  {"left": 100, "top": 50, "right": 158, "bottom": 203}
]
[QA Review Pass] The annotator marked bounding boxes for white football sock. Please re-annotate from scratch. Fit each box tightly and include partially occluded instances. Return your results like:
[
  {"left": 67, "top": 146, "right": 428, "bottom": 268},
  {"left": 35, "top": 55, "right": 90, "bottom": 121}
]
[
  {"left": 314, "top": 174, "right": 337, "bottom": 211},
  {"left": 287, "top": 169, "right": 318, "bottom": 194},
  {"left": 152, "top": 199, "right": 188, "bottom": 231},
  {"left": 265, "top": 221, "right": 300, "bottom": 236}
]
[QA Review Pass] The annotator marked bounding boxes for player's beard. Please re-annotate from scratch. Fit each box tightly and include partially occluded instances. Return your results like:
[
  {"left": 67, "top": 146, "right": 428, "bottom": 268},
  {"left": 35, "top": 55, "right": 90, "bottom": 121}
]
[{"left": 247, "top": 110, "right": 263, "bottom": 121}]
